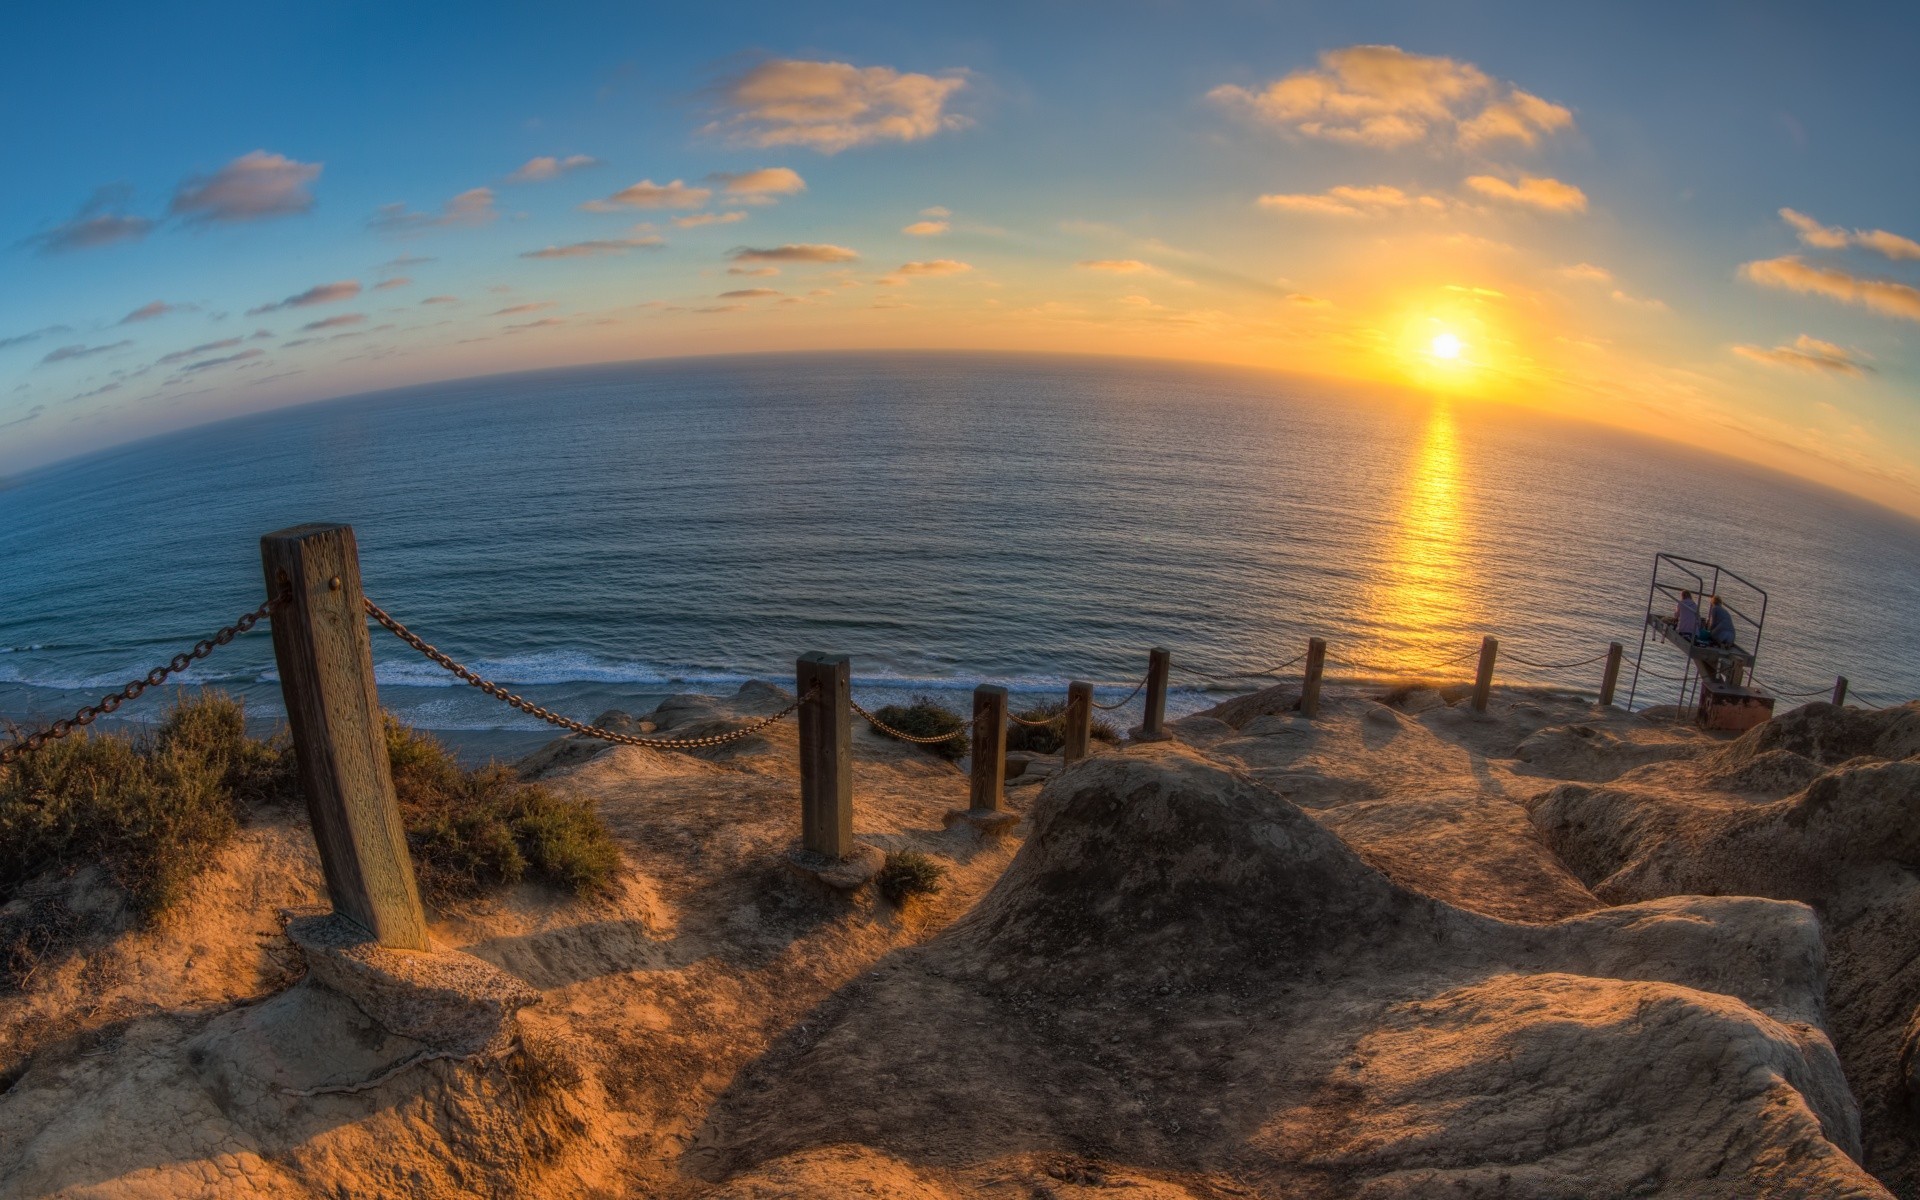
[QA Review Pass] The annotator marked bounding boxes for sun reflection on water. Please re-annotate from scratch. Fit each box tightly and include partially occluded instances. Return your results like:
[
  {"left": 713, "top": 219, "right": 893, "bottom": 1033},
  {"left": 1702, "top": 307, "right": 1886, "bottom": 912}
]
[{"left": 1362, "top": 404, "right": 1480, "bottom": 669}]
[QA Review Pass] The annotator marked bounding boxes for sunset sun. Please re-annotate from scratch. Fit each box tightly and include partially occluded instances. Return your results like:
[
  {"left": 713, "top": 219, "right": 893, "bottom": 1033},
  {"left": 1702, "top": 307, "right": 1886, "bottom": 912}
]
[{"left": 1430, "top": 331, "right": 1463, "bottom": 360}]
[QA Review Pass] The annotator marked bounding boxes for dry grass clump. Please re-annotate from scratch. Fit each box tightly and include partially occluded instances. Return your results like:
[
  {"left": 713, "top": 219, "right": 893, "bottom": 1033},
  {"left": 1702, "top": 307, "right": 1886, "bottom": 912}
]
[
  {"left": 875, "top": 850, "right": 946, "bottom": 905},
  {"left": 869, "top": 695, "right": 968, "bottom": 761},
  {"left": 385, "top": 718, "right": 620, "bottom": 902},
  {"left": 1004, "top": 699, "right": 1120, "bottom": 755}
]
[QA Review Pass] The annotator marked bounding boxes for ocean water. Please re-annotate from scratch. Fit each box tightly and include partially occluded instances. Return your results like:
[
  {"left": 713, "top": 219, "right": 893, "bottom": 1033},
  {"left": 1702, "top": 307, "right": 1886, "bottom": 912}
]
[{"left": 3, "top": 352, "right": 1916, "bottom": 753}]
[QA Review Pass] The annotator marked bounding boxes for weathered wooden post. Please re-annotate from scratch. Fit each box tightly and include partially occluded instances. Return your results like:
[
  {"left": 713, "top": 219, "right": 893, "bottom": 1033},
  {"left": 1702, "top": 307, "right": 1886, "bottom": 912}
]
[
  {"left": 1300, "top": 637, "right": 1328, "bottom": 719},
  {"left": 260, "top": 523, "right": 429, "bottom": 951},
  {"left": 944, "top": 684, "right": 1020, "bottom": 834},
  {"left": 794, "top": 652, "right": 853, "bottom": 858},
  {"left": 1471, "top": 635, "right": 1499, "bottom": 714},
  {"left": 1063, "top": 680, "right": 1094, "bottom": 763},
  {"left": 1599, "top": 642, "right": 1624, "bottom": 707},
  {"left": 1833, "top": 676, "right": 1849, "bottom": 707},
  {"left": 1134, "top": 647, "right": 1171, "bottom": 741}
]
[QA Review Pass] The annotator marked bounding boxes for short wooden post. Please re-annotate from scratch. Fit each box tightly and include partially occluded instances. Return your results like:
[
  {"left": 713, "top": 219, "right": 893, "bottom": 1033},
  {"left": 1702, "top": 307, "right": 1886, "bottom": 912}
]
[
  {"left": 260, "top": 523, "right": 429, "bottom": 950},
  {"left": 1063, "top": 680, "right": 1094, "bottom": 763},
  {"left": 795, "top": 653, "right": 853, "bottom": 858},
  {"left": 968, "top": 684, "right": 1008, "bottom": 812},
  {"left": 1300, "top": 637, "right": 1328, "bottom": 718},
  {"left": 1137, "top": 647, "right": 1171, "bottom": 740},
  {"left": 1599, "top": 642, "right": 1624, "bottom": 707},
  {"left": 1833, "top": 676, "right": 1849, "bottom": 707},
  {"left": 1471, "top": 635, "right": 1498, "bottom": 713}
]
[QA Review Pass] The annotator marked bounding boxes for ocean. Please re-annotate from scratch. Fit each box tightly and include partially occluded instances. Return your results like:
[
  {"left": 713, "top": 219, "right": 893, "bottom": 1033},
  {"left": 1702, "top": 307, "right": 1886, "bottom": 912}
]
[{"left": 3, "top": 352, "right": 1915, "bottom": 757}]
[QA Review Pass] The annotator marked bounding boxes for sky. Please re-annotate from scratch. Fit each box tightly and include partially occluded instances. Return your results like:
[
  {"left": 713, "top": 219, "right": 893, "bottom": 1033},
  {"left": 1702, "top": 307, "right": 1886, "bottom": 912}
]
[{"left": 3, "top": 1, "right": 1918, "bottom": 514}]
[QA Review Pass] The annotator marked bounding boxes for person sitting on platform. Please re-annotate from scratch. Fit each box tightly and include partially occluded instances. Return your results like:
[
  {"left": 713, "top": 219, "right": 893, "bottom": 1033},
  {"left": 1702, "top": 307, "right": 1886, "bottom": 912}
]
[
  {"left": 1706, "top": 595, "right": 1736, "bottom": 647},
  {"left": 1674, "top": 590, "right": 1700, "bottom": 640}
]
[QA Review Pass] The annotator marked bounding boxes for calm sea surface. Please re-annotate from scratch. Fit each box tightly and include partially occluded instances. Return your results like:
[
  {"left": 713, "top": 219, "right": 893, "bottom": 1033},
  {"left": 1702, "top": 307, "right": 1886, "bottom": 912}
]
[{"left": 3, "top": 352, "right": 1916, "bottom": 752}]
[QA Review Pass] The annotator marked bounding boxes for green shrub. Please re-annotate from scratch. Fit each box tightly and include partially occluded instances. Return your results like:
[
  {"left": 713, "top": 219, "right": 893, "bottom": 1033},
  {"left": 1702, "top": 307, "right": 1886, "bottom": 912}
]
[
  {"left": 875, "top": 850, "right": 946, "bottom": 905},
  {"left": 385, "top": 719, "right": 620, "bottom": 902},
  {"left": 869, "top": 695, "right": 968, "bottom": 761},
  {"left": 1004, "top": 700, "right": 1120, "bottom": 755}
]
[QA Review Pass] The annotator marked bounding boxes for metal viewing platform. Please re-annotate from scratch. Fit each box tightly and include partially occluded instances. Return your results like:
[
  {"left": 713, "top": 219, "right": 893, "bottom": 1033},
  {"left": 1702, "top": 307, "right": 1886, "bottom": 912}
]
[{"left": 1625, "top": 553, "right": 1775, "bottom": 730}]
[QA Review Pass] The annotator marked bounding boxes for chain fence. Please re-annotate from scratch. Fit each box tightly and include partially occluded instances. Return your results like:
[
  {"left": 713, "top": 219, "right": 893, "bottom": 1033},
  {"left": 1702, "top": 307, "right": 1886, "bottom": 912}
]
[{"left": 0, "top": 597, "right": 279, "bottom": 767}]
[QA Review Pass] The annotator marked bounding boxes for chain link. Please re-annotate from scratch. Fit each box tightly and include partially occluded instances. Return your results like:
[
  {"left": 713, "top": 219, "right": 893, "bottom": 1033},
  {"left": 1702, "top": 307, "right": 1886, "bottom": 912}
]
[
  {"left": 848, "top": 699, "right": 974, "bottom": 744},
  {"left": 363, "top": 596, "right": 806, "bottom": 750},
  {"left": 0, "top": 598, "right": 279, "bottom": 767}
]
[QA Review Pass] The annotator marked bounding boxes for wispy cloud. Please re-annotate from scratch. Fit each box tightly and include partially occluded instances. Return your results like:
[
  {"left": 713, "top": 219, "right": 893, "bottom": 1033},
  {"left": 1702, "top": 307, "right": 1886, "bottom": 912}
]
[
  {"left": 1741, "top": 255, "right": 1920, "bottom": 323},
  {"left": 247, "top": 280, "right": 361, "bottom": 315},
  {"left": 719, "top": 288, "right": 781, "bottom": 299},
  {"left": 170, "top": 151, "right": 321, "bottom": 223},
  {"left": 903, "top": 219, "right": 948, "bottom": 235},
  {"left": 493, "top": 301, "right": 556, "bottom": 315},
  {"left": 156, "top": 337, "right": 243, "bottom": 365},
  {"left": 380, "top": 254, "right": 435, "bottom": 271},
  {"left": 673, "top": 211, "right": 748, "bottom": 228},
  {"left": 420, "top": 295, "right": 459, "bottom": 305},
  {"left": 1464, "top": 174, "right": 1587, "bottom": 213},
  {"left": 1556, "top": 262, "right": 1613, "bottom": 284},
  {"left": 520, "top": 237, "right": 665, "bottom": 259},
  {"left": 506, "top": 154, "right": 600, "bottom": 184},
  {"left": 895, "top": 259, "right": 971, "bottom": 276},
  {"left": 1078, "top": 259, "right": 1160, "bottom": 274},
  {"left": 1733, "top": 333, "right": 1873, "bottom": 377},
  {"left": 705, "top": 59, "right": 968, "bottom": 153},
  {"left": 0, "top": 325, "right": 71, "bottom": 352},
  {"left": 298, "top": 314, "right": 364, "bottom": 332},
  {"left": 1779, "top": 208, "right": 1920, "bottom": 261},
  {"left": 705, "top": 167, "right": 806, "bottom": 202},
  {"left": 730, "top": 243, "right": 859, "bottom": 263},
  {"left": 178, "top": 347, "right": 265, "bottom": 372},
  {"left": 1257, "top": 184, "right": 1444, "bottom": 217},
  {"left": 1209, "top": 45, "right": 1572, "bottom": 151},
  {"left": 118, "top": 300, "right": 191, "bottom": 324},
  {"left": 23, "top": 185, "right": 155, "bottom": 253},
  {"left": 372, "top": 276, "right": 412, "bottom": 291},
  {"left": 727, "top": 265, "right": 778, "bottom": 276},
  {"left": 41, "top": 340, "right": 133, "bottom": 364},
  {"left": 369, "top": 187, "right": 498, "bottom": 232},
  {"left": 581, "top": 179, "right": 711, "bottom": 211}
]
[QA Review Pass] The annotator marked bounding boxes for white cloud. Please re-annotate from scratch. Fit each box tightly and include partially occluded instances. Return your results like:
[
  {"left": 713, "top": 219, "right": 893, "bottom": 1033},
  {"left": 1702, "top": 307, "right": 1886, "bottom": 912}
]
[
  {"left": 506, "top": 154, "right": 599, "bottom": 183},
  {"left": 1780, "top": 208, "right": 1920, "bottom": 261},
  {"left": 1741, "top": 255, "right": 1920, "bottom": 323},
  {"left": 581, "top": 179, "right": 712, "bottom": 211},
  {"left": 171, "top": 151, "right": 321, "bottom": 223},
  {"left": 1733, "top": 334, "right": 1873, "bottom": 377},
  {"left": 1464, "top": 174, "right": 1587, "bottom": 213},
  {"left": 368, "top": 187, "right": 499, "bottom": 232},
  {"left": 1209, "top": 45, "right": 1571, "bottom": 150},
  {"left": 1256, "top": 183, "right": 1445, "bottom": 217},
  {"left": 705, "top": 59, "right": 968, "bottom": 153}
]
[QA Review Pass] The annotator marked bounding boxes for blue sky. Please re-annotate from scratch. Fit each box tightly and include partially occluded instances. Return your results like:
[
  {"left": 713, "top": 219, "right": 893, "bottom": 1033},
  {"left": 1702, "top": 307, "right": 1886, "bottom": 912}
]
[{"left": 4, "top": 1, "right": 1918, "bottom": 511}]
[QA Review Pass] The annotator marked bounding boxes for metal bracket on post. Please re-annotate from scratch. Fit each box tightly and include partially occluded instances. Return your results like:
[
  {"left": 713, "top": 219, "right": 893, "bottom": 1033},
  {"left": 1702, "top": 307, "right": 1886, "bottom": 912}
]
[{"left": 260, "top": 523, "right": 429, "bottom": 951}]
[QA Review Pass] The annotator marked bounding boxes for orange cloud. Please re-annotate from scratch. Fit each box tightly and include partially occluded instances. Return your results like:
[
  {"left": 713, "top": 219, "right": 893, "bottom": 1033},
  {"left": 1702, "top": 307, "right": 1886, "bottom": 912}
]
[
  {"left": 1209, "top": 45, "right": 1571, "bottom": 150},
  {"left": 1733, "top": 334, "right": 1872, "bottom": 377},
  {"left": 674, "top": 211, "right": 748, "bottom": 228},
  {"left": 706, "top": 59, "right": 968, "bottom": 153},
  {"left": 1078, "top": 259, "right": 1159, "bottom": 274},
  {"left": 1741, "top": 255, "right": 1920, "bottom": 322},
  {"left": 369, "top": 187, "right": 499, "bottom": 232},
  {"left": 1464, "top": 174, "right": 1587, "bottom": 213},
  {"left": 903, "top": 220, "right": 949, "bottom": 235},
  {"left": 506, "top": 154, "right": 599, "bottom": 183},
  {"left": 706, "top": 167, "right": 806, "bottom": 202},
  {"left": 582, "top": 179, "right": 712, "bottom": 211},
  {"left": 171, "top": 150, "right": 322, "bottom": 223},
  {"left": 730, "top": 243, "right": 859, "bottom": 263},
  {"left": 1257, "top": 184, "right": 1444, "bottom": 217},
  {"left": 1780, "top": 208, "right": 1920, "bottom": 261},
  {"left": 895, "top": 259, "right": 971, "bottom": 276},
  {"left": 519, "top": 237, "right": 664, "bottom": 259}
]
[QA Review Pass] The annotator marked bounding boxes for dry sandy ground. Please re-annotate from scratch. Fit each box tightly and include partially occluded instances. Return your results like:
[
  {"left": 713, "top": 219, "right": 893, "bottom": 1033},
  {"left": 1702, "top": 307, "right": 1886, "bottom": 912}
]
[{"left": 0, "top": 680, "right": 1916, "bottom": 1198}]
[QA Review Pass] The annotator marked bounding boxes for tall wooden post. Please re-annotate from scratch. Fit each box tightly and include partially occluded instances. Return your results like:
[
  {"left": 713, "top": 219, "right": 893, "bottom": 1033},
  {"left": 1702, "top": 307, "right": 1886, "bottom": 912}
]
[
  {"left": 1599, "top": 642, "right": 1624, "bottom": 707},
  {"left": 1300, "top": 637, "right": 1328, "bottom": 719},
  {"left": 1471, "top": 635, "right": 1499, "bottom": 714},
  {"left": 968, "top": 684, "right": 1008, "bottom": 812},
  {"left": 1136, "top": 647, "right": 1171, "bottom": 741},
  {"left": 795, "top": 653, "right": 853, "bottom": 858},
  {"left": 1063, "top": 681, "right": 1094, "bottom": 763},
  {"left": 1832, "top": 676, "right": 1849, "bottom": 707},
  {"left": 260, "top": 524, "right": 429, "bottom": 951}
]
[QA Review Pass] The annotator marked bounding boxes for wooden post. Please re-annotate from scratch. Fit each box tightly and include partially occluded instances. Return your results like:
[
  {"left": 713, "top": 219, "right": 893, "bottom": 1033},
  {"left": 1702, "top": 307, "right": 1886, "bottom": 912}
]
[
  {"left": 1300, "top": 637, "right": 1328, "bottom": 719},
  {"left": 795, "top": 653, "right": 853, "bottom": 858},
  {"left": 260, "top": 524, "right": 429, "bottom": 951},
  {"left": 1599, "top": 642, "right": 1624, "bottom": 707},
  {"left": 1063, "top": 680, "right": 1094, "bottom": 763},
  {"left": 968, "top": 685, "right": 1009, "bottom": 812},
  {"left": 1833, "top": 676, "right": 1849, "bottom": 707},
  {"left": 1137, "top": 647, "right": 1171, "bottom": 740},
  {"left": 1471, "top": 635, "right": 1498, "bottom": 713}
]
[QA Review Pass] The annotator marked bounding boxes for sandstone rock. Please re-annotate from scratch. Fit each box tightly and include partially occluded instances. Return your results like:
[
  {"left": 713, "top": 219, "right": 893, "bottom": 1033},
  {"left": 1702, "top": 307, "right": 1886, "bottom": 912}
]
[
  {"left": 1191, "top": 682, "right": 1300, "bottom": 729},
  {"left": 1514, "top": 722, "right": 1697, "bottom": 782}
]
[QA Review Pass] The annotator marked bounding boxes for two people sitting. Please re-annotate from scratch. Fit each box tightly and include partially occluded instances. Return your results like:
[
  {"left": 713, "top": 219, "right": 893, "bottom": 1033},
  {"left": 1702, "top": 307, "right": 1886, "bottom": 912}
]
[{"left": 1673, "top": 590, "right": 1735, "bottom": 647}]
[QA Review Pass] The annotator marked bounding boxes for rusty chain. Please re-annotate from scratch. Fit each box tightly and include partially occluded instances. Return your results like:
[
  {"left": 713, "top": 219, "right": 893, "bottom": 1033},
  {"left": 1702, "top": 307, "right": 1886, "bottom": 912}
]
[
  {"left": 0, "top": 597, "right": 279, "bottom": 767},
  {"left": 363, "top": 596, "right": 806, "bottom": 750},
  {"left": 848, "top": 699, "right": 974, "bottom": 744}
]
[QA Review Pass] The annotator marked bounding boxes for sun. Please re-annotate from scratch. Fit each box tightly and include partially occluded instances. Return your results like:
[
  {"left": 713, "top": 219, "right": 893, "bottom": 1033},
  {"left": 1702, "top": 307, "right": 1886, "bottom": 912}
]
[{"left": 1430, "top": 331, "right": 1463, "bottom": 360}]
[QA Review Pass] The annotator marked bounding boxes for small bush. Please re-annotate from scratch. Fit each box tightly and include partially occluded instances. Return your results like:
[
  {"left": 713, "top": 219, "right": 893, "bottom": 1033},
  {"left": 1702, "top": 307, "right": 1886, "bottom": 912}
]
[
  {"left": 875, "top": 850, "right": 946, "bottom": 905},
  {"left": 1004, "top": 700, "right": 1120, "bottom": 755},
  {"left": 0, "top": 690, "right": 290, "bottom": 919},
  {"left": 869, "top": 696, "right": 968, "bottom": 761},
  {"left": 385, "top": 718, "right": 620, "bottom": 902}
]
